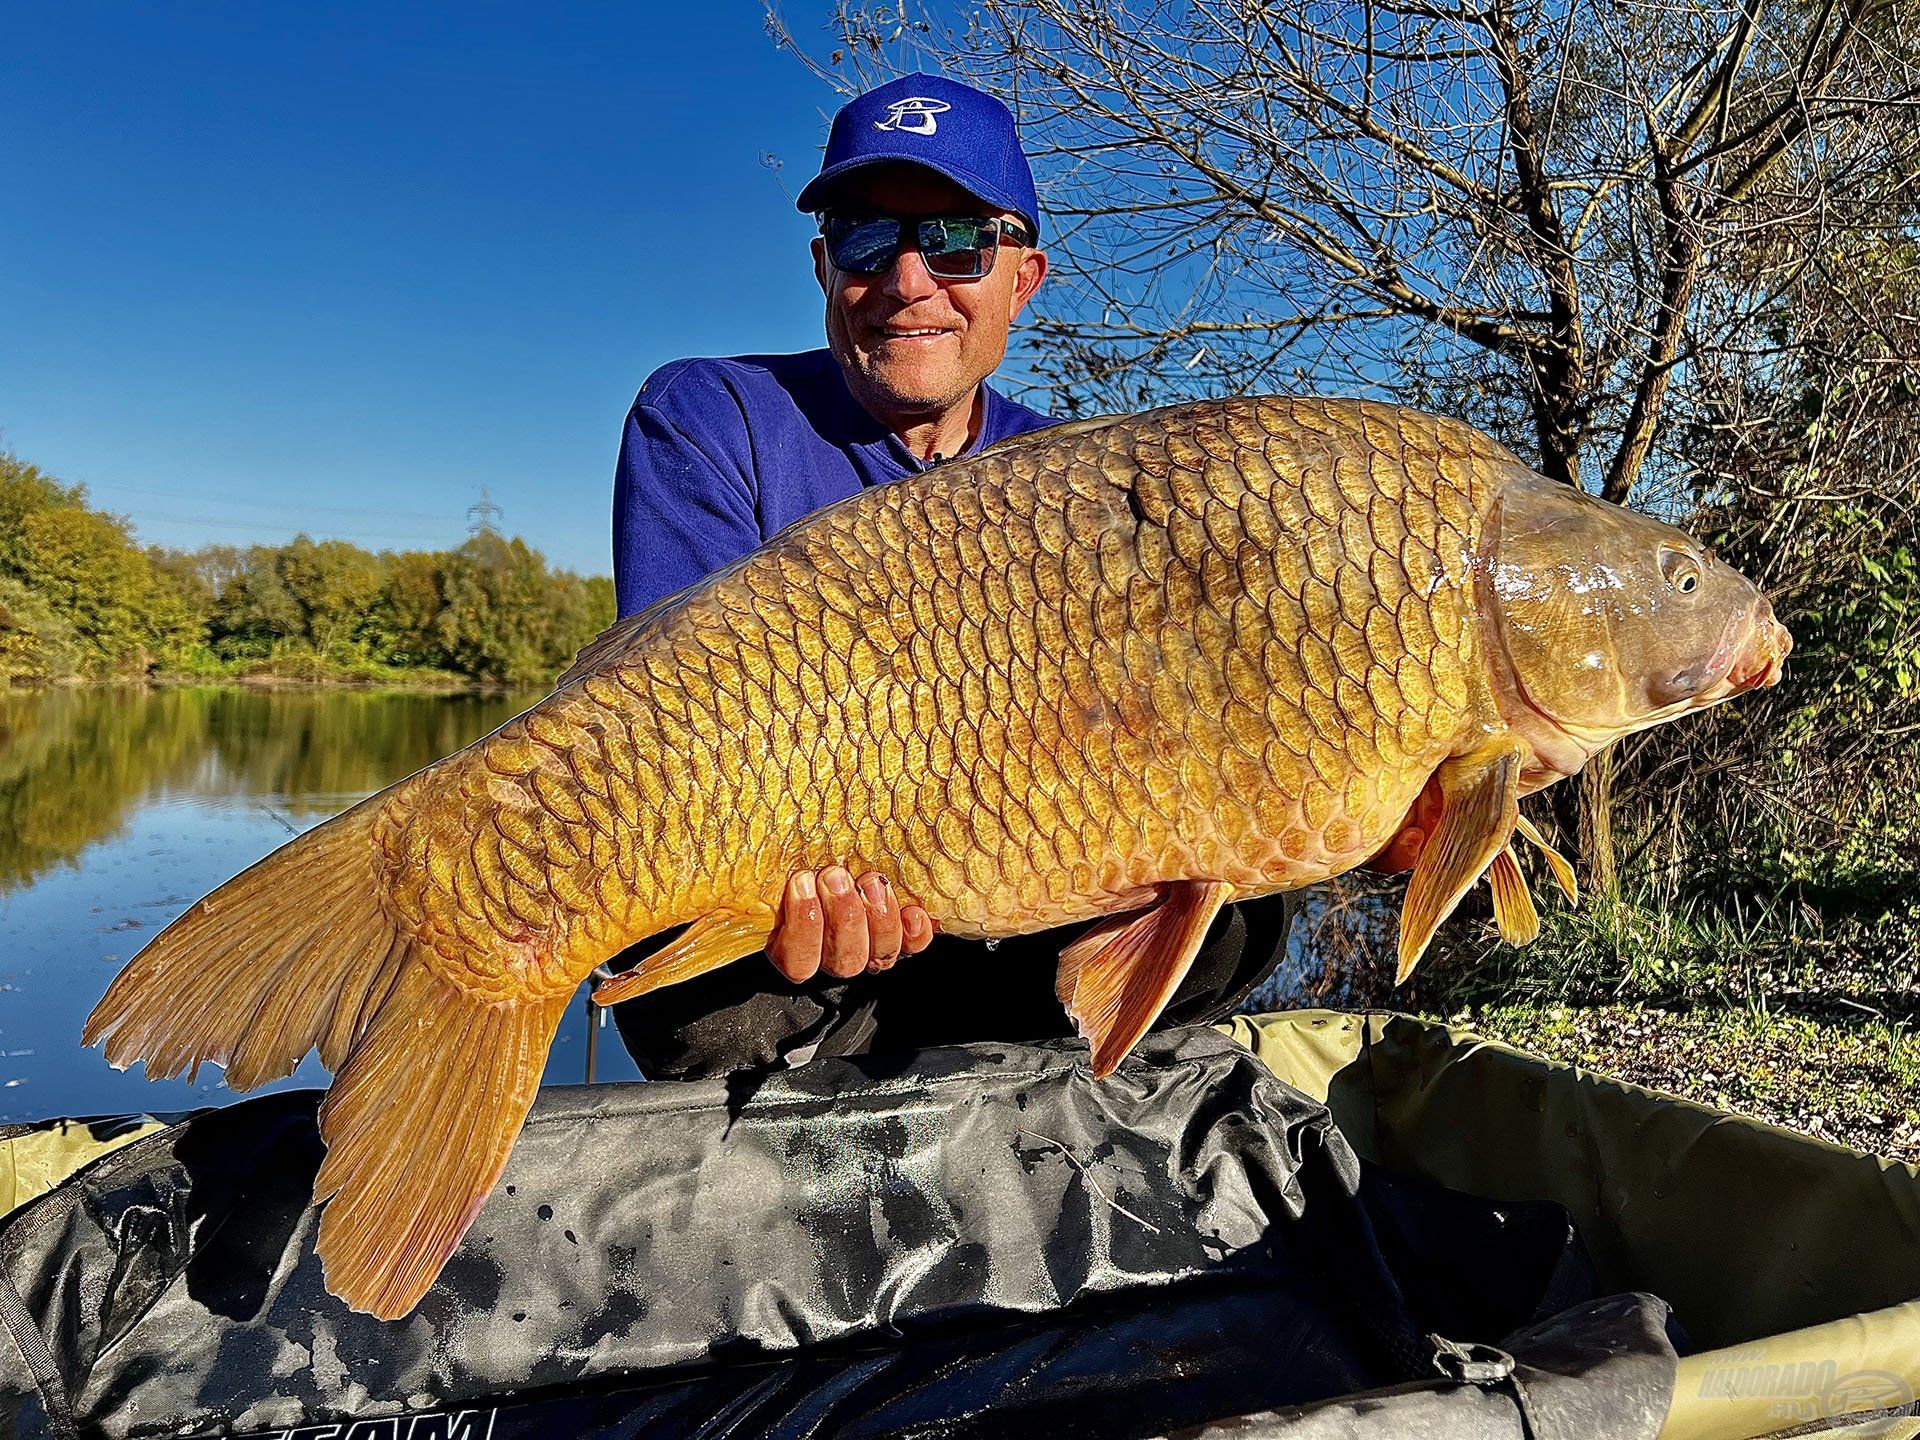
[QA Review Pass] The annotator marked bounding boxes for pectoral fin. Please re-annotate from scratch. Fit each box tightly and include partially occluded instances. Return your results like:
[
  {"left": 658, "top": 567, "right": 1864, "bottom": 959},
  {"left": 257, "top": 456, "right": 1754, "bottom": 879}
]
[
  {"left": 1487, "top": 846, "right": 1540, "bottom": 945},
  {"left": 591, "top": 910, "right": 772, "bottom": 1006},
  {"left": 1515, "top": 813, "right": 1579, "bottom": 906},
  {"left": 1397, "top": 745, "right": 1522, "bottom": 983},
  {"left": 1056, "top": 879, "right": 1234, "bottom": 1078}
]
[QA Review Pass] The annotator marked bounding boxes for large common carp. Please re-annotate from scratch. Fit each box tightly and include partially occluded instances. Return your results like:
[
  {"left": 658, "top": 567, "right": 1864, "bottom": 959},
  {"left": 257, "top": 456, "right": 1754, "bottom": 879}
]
[{"left": 85, "top": 396, "right": 1790, "bottom": 1317}]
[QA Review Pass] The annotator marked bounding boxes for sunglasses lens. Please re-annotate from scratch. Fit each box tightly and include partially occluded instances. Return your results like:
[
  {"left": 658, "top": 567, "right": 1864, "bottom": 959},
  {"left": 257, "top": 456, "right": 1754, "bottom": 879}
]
[
  {"left": 920, "top": 218, "right": 997, "bottom": 278},
  {"left": 828, "top": 219, "right": 904, "bottom": 275}
]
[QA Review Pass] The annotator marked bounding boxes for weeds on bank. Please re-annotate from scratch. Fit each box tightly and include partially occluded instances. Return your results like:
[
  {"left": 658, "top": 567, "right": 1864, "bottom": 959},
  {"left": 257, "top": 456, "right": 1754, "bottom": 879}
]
[{"left": 1407, "top": 836, "right": 1920, "bottom": 1021}]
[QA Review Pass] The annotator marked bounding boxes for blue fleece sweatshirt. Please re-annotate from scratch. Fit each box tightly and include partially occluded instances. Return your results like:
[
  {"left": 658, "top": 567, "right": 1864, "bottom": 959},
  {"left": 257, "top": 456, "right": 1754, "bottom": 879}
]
[{"left": 613, "top": 349, "right": 1054, "bottom": 617}]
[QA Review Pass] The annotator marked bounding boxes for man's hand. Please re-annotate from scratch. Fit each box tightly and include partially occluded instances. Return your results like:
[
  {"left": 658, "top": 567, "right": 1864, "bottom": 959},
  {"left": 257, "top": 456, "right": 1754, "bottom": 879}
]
[{"left": 766, "top": 866, "right": 935, "bottom": 982}]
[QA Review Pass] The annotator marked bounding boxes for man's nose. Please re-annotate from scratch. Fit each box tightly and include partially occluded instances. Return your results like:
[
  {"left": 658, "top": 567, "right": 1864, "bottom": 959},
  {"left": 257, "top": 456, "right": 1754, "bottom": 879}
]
[{"left": 882, "top": 246, "right": 941, "bottom": 303}]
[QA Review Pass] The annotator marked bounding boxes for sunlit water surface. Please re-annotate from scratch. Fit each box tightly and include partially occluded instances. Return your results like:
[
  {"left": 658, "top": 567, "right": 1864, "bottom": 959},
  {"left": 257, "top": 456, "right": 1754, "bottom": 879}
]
[{"left": 0, "top": 685, "right": 642, "bottom": 1124}]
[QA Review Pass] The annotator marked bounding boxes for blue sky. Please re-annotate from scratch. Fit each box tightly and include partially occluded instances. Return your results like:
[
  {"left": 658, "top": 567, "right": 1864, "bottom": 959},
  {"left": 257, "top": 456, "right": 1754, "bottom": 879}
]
[{"left": 0, "top": 6, "right": 870, "bottom": 575}]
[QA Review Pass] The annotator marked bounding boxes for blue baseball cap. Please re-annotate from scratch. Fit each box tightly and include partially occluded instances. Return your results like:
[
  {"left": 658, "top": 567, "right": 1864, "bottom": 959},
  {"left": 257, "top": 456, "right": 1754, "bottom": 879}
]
[{"left": 796, "top": 74, "right": 1040, "bottom": 239}]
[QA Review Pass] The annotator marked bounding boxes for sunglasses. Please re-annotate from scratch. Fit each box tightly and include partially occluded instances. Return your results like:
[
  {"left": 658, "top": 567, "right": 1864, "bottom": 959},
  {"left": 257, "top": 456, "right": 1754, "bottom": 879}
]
[{"left": 821, "top": 213, "right": 1034, "bottom": 279}]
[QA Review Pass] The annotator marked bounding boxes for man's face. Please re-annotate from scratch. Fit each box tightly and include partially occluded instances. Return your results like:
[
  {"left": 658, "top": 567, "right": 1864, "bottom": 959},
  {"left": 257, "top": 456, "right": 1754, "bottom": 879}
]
[{"left": 812, "top": 165, "right": 1047, "bottom": 426}]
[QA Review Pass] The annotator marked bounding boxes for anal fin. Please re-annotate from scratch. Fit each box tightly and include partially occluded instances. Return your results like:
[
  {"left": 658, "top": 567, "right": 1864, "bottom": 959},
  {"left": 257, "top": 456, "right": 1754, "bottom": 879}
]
[
  {"left": 1055, "top": 880, "right": 1233, "bottom": 1078},
  {"left": 591, "top": 909, "right": 772, "bottom": 1007},
  {"left": 1487, "top": 846, "right": 1541, "bottom": 945},
  {"left": 1397, "top": 745, "right": 1522, "bottom": 983}
]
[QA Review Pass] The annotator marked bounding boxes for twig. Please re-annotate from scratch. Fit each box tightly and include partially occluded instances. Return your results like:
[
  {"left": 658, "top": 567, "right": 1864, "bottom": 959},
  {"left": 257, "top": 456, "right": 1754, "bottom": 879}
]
[{"left": 1016, "top": 1125, "right": 1162, "bottom": 1233}]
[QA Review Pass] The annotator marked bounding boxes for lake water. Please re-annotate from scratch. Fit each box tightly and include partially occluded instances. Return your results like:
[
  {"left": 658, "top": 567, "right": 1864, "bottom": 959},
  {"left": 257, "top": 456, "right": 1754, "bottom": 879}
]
[{"left": 0, "top": 685, "right": 643, "bottom": 1123}]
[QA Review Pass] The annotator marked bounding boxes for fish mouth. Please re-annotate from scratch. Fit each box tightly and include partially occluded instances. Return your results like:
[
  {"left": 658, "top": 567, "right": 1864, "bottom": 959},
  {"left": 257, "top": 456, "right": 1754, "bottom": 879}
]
[
  {"left": 1476, "top": 541, "right": 1792, "bottom": 777},
  {"left": 1693, "top": 598, "right": 1793, "bottom": 703},
  {"left": 1727, "top": 601, "right": 1793, "bottom": 691},
  {"left": 1631, "top": 599, "right": 1791, "bottom": 728}
]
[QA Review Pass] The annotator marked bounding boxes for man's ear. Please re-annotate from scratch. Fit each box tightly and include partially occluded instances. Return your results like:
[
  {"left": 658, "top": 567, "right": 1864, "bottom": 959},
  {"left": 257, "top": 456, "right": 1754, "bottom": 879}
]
[
  {"left": 1010, "top": 247, "right": 1048, "bottom": 319},
  {"left": 812, "top": 236, "right": 832, "bottom": 299}
]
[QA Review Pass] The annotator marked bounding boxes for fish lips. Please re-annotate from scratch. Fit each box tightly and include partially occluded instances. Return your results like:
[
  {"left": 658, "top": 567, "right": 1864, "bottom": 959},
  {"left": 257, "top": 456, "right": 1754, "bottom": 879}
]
[
  {"left": 1728, "top": 615, "right": 1793, "bottom": 691},
  {"left": 1652, "top": 600, "right": 1793, "bottom": 706}
]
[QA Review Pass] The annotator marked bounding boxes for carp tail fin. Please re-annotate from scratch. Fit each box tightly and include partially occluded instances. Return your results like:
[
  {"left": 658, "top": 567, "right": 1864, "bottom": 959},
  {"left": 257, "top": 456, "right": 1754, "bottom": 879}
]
[
  {"left": 82, "top": 794, "right": 409, "bottom": 1091},
  {"left": 1056, "top": 880, "right": 1234, "bottom": 1078},
  {"left": 83, "top": 777, "right": 578, "bottom": 1319},
  {"left": 313, "top": 964, "right": 569, "bottom": 1319}
]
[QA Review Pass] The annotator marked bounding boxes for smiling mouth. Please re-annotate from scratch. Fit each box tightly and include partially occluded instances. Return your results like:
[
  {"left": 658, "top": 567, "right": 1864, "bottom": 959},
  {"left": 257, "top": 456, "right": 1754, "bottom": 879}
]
[{"left": 874, "top": 326, "right": 955, "bottom": 341}]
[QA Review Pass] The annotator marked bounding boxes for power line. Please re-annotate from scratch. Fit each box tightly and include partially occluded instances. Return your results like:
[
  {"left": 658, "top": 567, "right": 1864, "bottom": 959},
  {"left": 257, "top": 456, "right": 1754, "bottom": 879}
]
[
  {"left": 126, "top": 513, "right": 458, "bottom": 549},
  {"left": 87, "top": 481, "right": 455, "bottom": 525}
]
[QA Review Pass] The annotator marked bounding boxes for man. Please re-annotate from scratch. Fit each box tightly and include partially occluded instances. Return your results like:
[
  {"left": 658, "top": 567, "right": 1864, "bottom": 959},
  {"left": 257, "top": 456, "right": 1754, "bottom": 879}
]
[{"left": 611, "top": 75, "right": 1294, "bottom": 1079}]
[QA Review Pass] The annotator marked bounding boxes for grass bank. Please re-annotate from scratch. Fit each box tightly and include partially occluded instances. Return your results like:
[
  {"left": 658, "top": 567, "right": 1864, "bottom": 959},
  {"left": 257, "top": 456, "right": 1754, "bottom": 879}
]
[
  {"left": 155, "top": 651, "right": 478, "bottom": 690},
  {"left": 1280, "top": 871, "right": 1920, "bottom": 1164},
  {"left": 1450, "top": 1002, "right": 1920, "bottom": 1165}
]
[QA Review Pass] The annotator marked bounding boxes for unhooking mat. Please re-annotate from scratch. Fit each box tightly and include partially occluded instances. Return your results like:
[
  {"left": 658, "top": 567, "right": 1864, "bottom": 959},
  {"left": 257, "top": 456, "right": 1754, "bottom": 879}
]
[{"left": 0, "top": 1026, "right": 1677, "bottom": 1439}]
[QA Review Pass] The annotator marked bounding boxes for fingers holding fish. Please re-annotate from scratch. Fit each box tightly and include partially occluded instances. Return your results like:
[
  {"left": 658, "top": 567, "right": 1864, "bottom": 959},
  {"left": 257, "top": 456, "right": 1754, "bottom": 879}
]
[
  {"left": 766, "top": 870, "right": 825, "bottom": 982},
  {"left": 819, "top": 866, "right": 870, "bottom": 978},
  {"left": 856, "top": 871, "right": 903, "bottom": 969},
  {"left": 764, "top": 866, "right": 931, "bottom": 981},
  {"left": 866, "top": 873, "right": 934, "bottom": 970},
  {"left": 900, "top": 901, "right": 935, "bottom": 958}
]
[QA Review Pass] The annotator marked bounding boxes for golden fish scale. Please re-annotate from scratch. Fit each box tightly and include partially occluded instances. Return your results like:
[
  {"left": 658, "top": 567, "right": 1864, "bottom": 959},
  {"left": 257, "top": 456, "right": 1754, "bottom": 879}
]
[{"left": 379, "top": 397, "right": 1522, "bottom": 999}]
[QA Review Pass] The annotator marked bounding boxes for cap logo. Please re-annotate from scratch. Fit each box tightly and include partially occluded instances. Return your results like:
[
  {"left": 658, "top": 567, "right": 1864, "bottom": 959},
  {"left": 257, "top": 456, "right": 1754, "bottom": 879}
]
[{"left": 873, "top": 96, "right": 951, "bottom": 136}]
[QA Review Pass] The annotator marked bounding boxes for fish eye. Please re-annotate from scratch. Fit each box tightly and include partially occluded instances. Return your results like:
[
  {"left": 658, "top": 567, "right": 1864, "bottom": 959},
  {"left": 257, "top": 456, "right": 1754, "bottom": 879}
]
[{"left": 1660, "top": 547, "right": 1701, "bottom": 595}]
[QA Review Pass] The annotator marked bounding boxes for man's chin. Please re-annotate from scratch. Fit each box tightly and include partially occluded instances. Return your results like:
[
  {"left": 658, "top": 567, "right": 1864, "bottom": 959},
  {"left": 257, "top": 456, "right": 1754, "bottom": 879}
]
[{"left": 847, "top": 363, "right": 973, "bottom": 421}]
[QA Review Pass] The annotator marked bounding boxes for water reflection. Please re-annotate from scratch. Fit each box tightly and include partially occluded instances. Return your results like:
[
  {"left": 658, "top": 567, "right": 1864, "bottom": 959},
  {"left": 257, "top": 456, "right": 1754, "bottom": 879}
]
[
  {"left": 1251, "top": 874, "right": 1403, "bottom": 1012},
  {"left": 0, "top": 686, "right": 536, "bottom": 893},
  {"left": 0, "top": 685, "right": 653, "bottom": 1122}
]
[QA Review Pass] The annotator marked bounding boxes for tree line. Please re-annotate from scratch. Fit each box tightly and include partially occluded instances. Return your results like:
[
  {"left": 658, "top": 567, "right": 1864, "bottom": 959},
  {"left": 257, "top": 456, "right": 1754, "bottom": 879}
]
[{"left": 0, "top": 451, "right": 613, "bottom": 687}]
